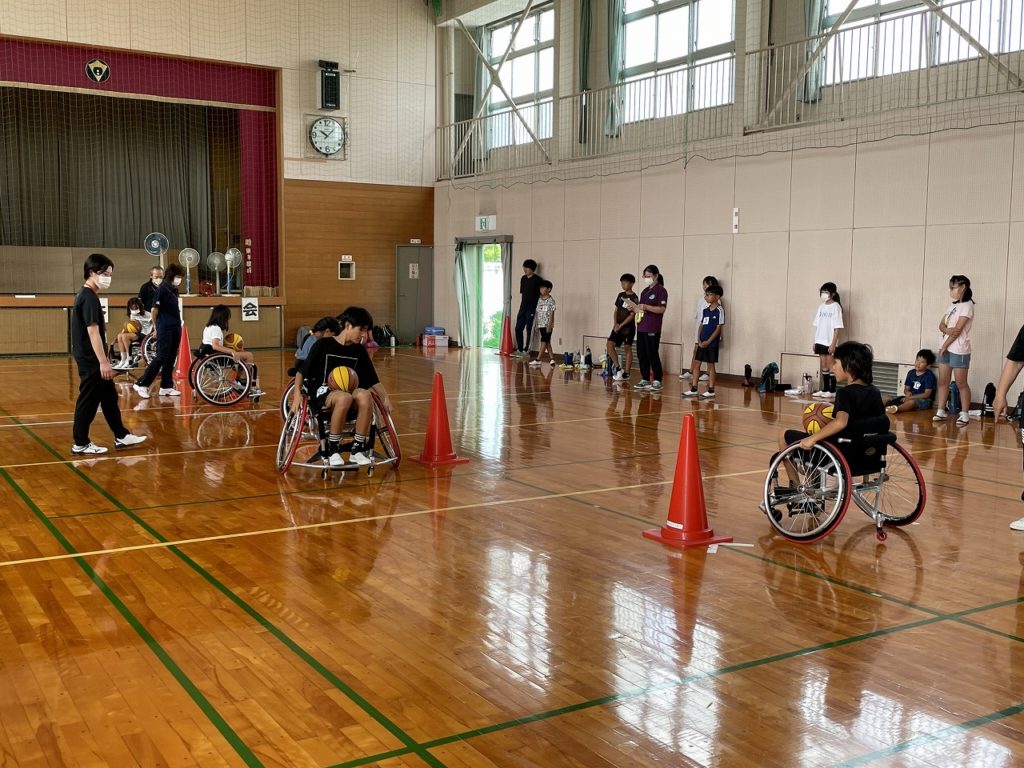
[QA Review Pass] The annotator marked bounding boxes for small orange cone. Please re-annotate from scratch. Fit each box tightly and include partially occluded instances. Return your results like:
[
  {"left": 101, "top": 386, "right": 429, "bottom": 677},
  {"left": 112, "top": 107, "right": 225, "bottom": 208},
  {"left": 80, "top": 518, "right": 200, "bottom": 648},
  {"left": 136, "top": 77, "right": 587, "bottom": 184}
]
[
  {"left": 412, "top": 372, "right": 469, "bottom": 466},
  {"left": 498, "top": 314, "right": 515, "bottom": 356},
  {"left": 643, "top": 413, "right": 732, "bottom": 548},
  {"left": 173, "top": 323, "right": 194, "bottom": 381}
]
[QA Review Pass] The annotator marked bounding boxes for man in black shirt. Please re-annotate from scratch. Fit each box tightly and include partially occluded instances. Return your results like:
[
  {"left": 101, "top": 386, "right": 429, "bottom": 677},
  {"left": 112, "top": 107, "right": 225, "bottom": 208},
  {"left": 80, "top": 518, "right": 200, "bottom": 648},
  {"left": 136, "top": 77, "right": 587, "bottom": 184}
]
[
  {"left": 70, "top": 254, "right": 147, "bottom": 455},
  {"left": 993, "top": 323, "right": 1024, "bottom": 531},
  {"left": 514, "top": 259, "right": 542, "bottom": 356},
  {"left": 138, "top": 265, "right": 164, "bottom": 312}
]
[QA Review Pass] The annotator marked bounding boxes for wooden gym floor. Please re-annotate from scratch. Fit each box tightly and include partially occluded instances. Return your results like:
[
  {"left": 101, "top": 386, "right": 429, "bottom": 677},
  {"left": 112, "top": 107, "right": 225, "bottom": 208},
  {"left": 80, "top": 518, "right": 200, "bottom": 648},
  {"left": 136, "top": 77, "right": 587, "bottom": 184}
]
[{"left": 0, "top": 347, "right": 1022, "bottom": 767}]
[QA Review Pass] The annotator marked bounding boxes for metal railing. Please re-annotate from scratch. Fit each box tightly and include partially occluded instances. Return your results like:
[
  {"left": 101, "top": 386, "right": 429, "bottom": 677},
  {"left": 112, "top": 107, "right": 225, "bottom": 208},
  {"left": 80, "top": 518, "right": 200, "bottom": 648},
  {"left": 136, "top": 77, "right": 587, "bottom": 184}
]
[{"left": 746, "top": 0, "right": 1024, "bottom": 132}]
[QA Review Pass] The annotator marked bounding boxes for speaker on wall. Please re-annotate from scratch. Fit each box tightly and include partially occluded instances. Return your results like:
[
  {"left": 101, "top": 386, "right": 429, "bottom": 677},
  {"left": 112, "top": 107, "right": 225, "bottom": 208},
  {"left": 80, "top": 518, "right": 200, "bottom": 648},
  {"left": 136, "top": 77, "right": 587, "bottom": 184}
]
[{"left": 319, "top": 60, "right": 340, "bottom": 110}]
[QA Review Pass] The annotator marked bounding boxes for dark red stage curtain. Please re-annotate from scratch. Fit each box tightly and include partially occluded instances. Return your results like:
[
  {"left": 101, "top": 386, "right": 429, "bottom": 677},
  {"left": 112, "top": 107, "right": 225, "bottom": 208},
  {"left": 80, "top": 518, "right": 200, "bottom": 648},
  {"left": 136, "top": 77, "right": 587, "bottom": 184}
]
[{"left": 240, "top": 110, "right": 278, "bottom": 288}]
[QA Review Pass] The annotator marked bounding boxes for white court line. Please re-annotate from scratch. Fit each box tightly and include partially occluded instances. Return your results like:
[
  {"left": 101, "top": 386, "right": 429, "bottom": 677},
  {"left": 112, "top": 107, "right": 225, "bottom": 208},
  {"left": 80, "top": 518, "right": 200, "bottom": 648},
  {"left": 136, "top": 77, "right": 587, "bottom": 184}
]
[{"left": 0, "top": 469, "right": 768, "bottom": 569}]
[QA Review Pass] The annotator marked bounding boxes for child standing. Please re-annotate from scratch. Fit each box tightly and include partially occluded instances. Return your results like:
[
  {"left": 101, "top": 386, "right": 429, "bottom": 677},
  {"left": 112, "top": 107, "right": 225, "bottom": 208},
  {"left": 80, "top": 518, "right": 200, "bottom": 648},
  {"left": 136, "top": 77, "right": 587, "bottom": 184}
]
[
  {"left": 933, "top": 274, "right": 975, "bottom": 427},
  {"left": 812, "top": 282, "right": 844, "bottom": 399},
  {"left": 681, "top": 276, "right": 720, "bottom": 381},
  {"left": 885, "top": 349, "right": 937, "bottom": 414},
  {"left": 682, "top": 284, "right": 725, "bottom": 399},
  {"left": 606, "top": 273, "right": 638, "bottom": 381},
  {"left": 529, "top": 280, "right": 556, "bottom": 367},
  {"left": 630, "top": 264, "right": 669, "bottom": 392}
]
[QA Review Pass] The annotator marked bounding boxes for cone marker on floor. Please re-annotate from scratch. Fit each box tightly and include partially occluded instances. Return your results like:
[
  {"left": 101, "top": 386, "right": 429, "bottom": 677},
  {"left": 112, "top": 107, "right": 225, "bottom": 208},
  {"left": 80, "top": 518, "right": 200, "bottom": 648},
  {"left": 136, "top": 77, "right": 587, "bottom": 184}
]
[
  {"left": 173, "top": 323, "right": 194, "bottom": 381},
  {"left": 498, "top": 314, "right": 514, "bottom": 356},
  {"left": 644, "top": 413, "right": 732, "bottom": 548},
  {"left": 412, "top": 372, "right": 469, "bottom": 467}
]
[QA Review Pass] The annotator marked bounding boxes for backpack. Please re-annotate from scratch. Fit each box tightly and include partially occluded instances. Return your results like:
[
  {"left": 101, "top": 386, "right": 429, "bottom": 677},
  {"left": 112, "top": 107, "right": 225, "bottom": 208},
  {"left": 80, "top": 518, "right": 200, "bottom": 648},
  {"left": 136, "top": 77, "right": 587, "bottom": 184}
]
[
  {"left": 983, "top": 382, "right": 996, "bottom": 416},
  {"left": 757, "top": 362, "right": 779, "bottom": 394},
  {"left": 947, "top": 381, "right": 961, "bottom": 415},
  {"left": 373, "top": 325, "right": 396, "bottom": 345},
  {"left": 1010, "top": 391, "right": 1024, "bottom": 422}
]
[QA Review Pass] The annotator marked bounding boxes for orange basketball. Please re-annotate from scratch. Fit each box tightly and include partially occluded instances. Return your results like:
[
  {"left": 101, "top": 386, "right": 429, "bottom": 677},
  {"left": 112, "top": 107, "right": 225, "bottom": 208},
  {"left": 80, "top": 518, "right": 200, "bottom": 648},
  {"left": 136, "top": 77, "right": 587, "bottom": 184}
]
[
  {"left": 327, "top": 366, "right": 359, "bottom": 393},
  {"left": 802, "top": 402, "right": 835, "bottom": 434},
  {"left": 223, "top": 332, "right": 244, "bottom": 351},
  {"left": 124, "top": 320, "right": 141, "bottom": 334}
]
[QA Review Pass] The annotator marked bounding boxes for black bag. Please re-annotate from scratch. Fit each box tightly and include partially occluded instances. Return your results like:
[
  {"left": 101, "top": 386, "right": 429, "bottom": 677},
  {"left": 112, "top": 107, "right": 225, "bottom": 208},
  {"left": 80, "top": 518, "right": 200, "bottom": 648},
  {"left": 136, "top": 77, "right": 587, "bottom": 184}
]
[
  {"left": 983, "top": 382, "right": 996, "bottom": 415},
  {"left": 1010, "top": 391, "right": 1024, "bottom": 422},
  {"left": 757, "top": 362, "right": 779, "bottom": 394},
  {"left": 742, "top": 363, "right": 753, "bottom": 387}
]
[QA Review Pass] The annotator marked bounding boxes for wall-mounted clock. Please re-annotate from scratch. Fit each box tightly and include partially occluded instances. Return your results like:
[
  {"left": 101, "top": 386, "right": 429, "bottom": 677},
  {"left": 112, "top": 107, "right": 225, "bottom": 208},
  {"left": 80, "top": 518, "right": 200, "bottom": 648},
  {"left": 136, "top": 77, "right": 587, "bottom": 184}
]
[{"left": 309, "top": 116, "right": 346, "bottom": 156}]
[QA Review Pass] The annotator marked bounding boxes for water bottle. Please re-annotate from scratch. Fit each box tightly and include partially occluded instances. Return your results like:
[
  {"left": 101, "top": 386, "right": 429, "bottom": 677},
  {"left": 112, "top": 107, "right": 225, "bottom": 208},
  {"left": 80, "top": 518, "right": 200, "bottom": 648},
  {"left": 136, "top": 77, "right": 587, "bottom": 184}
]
[{"left": 574, "top": 351, "right": 581, "bottom": 368}]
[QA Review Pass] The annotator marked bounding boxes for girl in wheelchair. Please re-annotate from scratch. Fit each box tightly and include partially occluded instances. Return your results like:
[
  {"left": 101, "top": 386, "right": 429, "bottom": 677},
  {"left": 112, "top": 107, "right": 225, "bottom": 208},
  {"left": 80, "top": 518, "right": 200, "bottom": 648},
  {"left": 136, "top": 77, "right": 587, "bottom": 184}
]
[
  {"left": 201, "top": 305, "right": 265, "bottom": 397},
  {"left": 291, "top": 307, "right": 394, "bottom": 469},
  {"left": 112, "top": 297, "right": 151, "bottom": 370}
]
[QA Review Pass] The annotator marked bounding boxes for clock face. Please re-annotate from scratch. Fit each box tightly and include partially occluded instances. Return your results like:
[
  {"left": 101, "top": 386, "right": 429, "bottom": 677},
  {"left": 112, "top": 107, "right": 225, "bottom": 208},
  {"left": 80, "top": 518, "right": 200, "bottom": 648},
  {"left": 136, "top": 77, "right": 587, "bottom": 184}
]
[{"left": 309, "top": 117, "right": 345, "bottom": 156}]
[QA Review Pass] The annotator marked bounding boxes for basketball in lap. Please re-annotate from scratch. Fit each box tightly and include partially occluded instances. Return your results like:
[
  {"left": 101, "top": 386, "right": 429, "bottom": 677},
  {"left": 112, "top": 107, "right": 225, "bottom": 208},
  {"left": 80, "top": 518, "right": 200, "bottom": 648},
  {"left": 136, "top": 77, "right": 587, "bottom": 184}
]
[
  {"left": 802, "top": 402, "right": 834, "bottom": 434},
  {"left": 327, "top": 366, "right": 359, "bottom": 393}
]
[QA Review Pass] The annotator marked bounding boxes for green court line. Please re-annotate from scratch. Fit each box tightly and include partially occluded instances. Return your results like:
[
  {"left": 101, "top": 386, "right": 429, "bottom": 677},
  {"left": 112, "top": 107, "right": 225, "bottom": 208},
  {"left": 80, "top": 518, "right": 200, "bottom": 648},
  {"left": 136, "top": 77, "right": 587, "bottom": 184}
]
[
  {"left": 830, "top": 702, "right": 1024, "bottom": 767},
  {"left": 0, "top": 407, "right": 446, "bottom": 768},
  {"left": 0, "top": 467, "right": 263, "bottom": 768}
]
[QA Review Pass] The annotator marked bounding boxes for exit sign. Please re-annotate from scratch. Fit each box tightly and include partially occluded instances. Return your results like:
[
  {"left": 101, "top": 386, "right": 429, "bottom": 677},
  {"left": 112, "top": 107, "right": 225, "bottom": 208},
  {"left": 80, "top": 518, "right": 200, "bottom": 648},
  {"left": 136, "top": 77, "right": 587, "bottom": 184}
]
[{"left": 476, "top": 215, "right": 497, "bottom": 232}]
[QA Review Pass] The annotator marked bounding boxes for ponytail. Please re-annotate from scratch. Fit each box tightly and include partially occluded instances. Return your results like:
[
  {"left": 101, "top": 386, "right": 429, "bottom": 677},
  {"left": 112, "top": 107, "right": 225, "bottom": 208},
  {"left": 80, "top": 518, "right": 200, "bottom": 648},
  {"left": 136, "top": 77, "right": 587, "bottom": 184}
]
[
  {"left": 820, "top": 281, "right": 841, "bottom": 306},
  {"left": 644, "top": 264, "right": 664, "bottom": 287}
]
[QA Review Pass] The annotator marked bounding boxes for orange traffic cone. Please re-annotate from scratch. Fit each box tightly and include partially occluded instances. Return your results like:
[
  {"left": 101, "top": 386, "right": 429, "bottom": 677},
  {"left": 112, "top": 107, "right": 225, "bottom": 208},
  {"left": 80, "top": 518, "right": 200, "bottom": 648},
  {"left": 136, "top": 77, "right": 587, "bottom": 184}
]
[
  {"left": 173, "top": 323, "right": 194, "bottom": 381},
  {"left": 412, "top": 372, "right": 469, "bottom": 466},
  {"left": 643, "top": 413, "right": 732, "bottom": 548},
  {"left": 497, "top": 314, "right": 514, "bottom": 356}
]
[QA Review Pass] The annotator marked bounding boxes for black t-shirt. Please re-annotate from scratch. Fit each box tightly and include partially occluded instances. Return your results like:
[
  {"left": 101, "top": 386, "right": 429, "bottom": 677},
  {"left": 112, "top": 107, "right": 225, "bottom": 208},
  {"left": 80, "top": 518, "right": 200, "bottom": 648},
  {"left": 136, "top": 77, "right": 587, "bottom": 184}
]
[
  {"left": 139, "top": 281, "right": 158, "bottom": 311},
  {"left": 299, "top": 338, "right": 380, "bottom": 398},
  {"left": 1007, "top": 324, "right": 1024, "bottom": 362},
  {"left": 615, "top": 290, "right": 639, "bottom": 328},
  {"left": 833, "top": 383, "right": 888, "bottom": 439},
  {"left": 519, "top": 273, "right": 542, "bottom": 312},
  {"left": 71, "top": 286, "right": 105, "bottom": 363},
  {"left": 152, "top": 283, "right": 181, "bottom": 329}
]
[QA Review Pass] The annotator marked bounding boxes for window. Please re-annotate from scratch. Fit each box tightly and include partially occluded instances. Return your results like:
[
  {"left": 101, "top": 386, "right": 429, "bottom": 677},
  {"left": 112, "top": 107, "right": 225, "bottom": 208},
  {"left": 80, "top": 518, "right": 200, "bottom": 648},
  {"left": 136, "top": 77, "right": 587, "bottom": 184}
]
[
  {"left": 822, "top": 0, "right": 1024, "bottom": 85},
  {"left": 485, "top": 5, "right": 556, "bottom": 148},
  {"left": 620, "top": 0, "right": 735, "bottom": 122}
]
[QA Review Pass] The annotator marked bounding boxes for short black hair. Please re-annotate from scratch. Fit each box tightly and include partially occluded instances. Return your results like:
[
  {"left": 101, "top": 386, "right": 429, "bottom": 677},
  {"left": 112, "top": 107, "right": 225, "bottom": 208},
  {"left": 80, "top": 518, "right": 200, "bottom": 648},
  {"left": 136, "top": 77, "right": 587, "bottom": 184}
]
[
  {"left": 83, "top": 253, "right": 113, "bottom": 280},
  {"left": 312, "top": 316, "right": 340, "bottom": 334},
  {"left": 523, "top": 259, "right": 537, "bottom": 271},
  {"left": 540, "top": 279, "right": 553, "bottom": 290},
  {"left": 706, "top": 285, "right": 723, "bottom": 297},
  {"left": 337, "top": 306, "right": 374, "bottom": 331},
  {"left": 703, "top": 275, "right": 719, "bottom": 286},
  {"left": 916, "top": 348, "right": 936, "bottom": 366},
  {"left": 164, "top": 263, "right": 184, "bottom": 281},
  {"left": 620, "top": 273, "right": 635, "bottom": 284},
  {"left": 834, "top": 341, "right": 873, "bottom": 384}
]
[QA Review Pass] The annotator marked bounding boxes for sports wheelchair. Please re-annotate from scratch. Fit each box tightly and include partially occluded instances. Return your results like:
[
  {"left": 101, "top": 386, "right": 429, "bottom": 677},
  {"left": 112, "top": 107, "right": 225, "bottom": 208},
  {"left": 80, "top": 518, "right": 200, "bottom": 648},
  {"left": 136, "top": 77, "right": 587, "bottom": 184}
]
[
  {"left": 188, "top": 348, "right": 261, "bottom": 406},
  {"left": 109, "top": 333, "right": 157, "bottom": 373},
  {"left": 277, "top": 389, "right": 400, "bottom": 477},
  {"left": 762, "top": 433, "right": 925, "bottom": 543}
]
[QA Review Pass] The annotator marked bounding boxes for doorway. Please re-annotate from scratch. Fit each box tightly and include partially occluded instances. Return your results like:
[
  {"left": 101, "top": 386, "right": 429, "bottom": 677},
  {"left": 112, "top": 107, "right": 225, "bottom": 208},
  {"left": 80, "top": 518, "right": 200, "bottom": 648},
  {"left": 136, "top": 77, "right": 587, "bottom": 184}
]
[
  {"left": 454, "top": 238, "right": 511, "bottom": 348},
  {"left": 480, "top": 244, "right": 504, "bottom": 348},
  {"left": 395, "top": 245, "right": 434, "bottom": 344}
]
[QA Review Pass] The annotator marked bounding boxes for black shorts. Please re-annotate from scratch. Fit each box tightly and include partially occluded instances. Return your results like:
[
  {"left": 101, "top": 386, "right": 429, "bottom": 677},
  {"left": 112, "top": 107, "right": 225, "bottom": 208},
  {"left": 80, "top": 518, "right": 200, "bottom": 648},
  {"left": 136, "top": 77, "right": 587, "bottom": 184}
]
[
  {"left": 695, "top": 345, "right": 719, "bottom": 364},
  {"left": 608, "top": 328, "right": 635, "bottom": 346},
  {"left": 314, "top": 390, "right": 359, "bottom": 421},
  {"left": 539, "top": 328, "right": 552, "bottom": 343},
  {"left": 814, "top": 344, "right": 831, "bottom": 355}
]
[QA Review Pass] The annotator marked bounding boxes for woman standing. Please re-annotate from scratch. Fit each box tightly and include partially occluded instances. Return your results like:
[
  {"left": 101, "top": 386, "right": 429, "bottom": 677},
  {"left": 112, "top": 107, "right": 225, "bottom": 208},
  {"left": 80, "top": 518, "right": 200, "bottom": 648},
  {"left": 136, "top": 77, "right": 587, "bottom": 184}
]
[
  {"left": 629, "top": 264, "right": 668, "bottom": 392},
  {"left": 133, "top": 263, "right": 185, "bottom": 399},
  {"left": 933, "top": 274, "right": 974, "bottom": 427}
]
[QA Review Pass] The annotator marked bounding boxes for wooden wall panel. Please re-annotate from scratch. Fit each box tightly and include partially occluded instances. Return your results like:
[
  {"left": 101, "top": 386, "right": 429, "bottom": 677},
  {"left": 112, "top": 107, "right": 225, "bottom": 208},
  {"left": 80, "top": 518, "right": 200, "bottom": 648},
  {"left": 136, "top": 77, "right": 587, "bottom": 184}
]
[
  {"left": 282, "top": 180, "right": 433, "bottom": 341},
  {"left": 0, "top": 308, "right": 69, "bottom": 354},
  {"left": 182, "top": 305, "right": 281, "bottom": 348}
]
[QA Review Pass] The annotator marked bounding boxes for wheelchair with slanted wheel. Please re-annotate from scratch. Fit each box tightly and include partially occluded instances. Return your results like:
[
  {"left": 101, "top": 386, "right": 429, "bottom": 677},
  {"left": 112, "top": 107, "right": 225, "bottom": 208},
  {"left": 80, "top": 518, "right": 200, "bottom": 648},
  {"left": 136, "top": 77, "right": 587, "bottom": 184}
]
[
  {"left": 762, "top": 432, "right": 926, "bottom": 543},
  {"left": 277, "top": 388, "right": 400, "bottom": 477},
  {"left": 109, "top": 333, "right": 157, "bottom": 375},
  {"left": 188, "top": 347, "right": 261, "bottom": 406}
]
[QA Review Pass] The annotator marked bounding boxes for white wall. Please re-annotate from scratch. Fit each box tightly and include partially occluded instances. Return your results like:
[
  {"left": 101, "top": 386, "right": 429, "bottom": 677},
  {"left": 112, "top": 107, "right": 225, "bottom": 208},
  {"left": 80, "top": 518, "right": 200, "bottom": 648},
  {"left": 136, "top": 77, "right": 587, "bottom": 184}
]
[
  {"left": 0, "top": 0, "right": 436, "bottom": 187},
  {"left": 435, "top": 121, "right": 1024, "bottom": 390}
]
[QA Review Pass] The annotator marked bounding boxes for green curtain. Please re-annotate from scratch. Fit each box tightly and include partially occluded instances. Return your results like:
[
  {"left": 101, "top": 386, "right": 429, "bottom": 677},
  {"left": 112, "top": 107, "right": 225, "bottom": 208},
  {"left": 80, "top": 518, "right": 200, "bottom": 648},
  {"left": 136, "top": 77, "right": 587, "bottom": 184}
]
[
  {"left": 455, "top": 243, "right": 483, "bottom": 347},
  {"left": 579, "top": 0, "right": 592, "bottom": 144},
  {"left": 801, "top": 0, "right": 826, "bottom": 103},
  {"left": 605, "top": 0, "right": 624, "bottom": 137}
]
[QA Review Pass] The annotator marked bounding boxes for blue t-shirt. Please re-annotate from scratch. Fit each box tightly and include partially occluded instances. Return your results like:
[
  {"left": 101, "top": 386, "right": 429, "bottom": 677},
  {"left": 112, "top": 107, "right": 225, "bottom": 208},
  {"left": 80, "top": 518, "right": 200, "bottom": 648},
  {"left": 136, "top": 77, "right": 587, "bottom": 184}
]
[
  {"left": 699, "top": 306, "right": 724, "bottom": 347},
  {"left": 905, "top": 369, "right": 937, "bottom": 397},
  {"left": 152, "top": 283, "right": 181, "bottom": 330},
  {"left": 297, "top": 333, "right": 317, "bottom": 361}
]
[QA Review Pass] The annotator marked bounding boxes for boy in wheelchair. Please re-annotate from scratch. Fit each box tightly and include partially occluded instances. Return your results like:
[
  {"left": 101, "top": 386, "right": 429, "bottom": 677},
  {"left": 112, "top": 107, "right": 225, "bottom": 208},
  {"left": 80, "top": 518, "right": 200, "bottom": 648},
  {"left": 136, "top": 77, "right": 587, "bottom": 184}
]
[
  {"left": 777, "top": 341, "right": 890, "bottom": 485},
  {"left": 291, "top": 307, "right": 394, "bottom": 468}
]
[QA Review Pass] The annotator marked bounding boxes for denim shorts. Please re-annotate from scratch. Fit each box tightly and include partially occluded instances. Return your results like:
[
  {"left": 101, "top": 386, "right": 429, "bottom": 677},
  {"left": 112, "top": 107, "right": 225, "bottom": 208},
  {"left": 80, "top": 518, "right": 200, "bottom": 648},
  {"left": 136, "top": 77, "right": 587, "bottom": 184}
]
[{"left": 937, "top": 351, "right": 971, "bottom": 369}]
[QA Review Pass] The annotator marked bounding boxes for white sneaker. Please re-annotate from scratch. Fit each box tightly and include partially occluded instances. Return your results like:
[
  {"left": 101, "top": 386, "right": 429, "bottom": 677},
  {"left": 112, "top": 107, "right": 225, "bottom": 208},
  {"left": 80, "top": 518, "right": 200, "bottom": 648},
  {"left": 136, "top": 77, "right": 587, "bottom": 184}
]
[
  {"left": 132, "top": 384, "right": 151, "bottom": 399},
  {"left": 613, "top": 370, "right": 628, "bottom": 382},
  {"left": 112, "top": 358, "right": 131, "bottom": 370},
  {"left": 634, "top": 380, "right": 650, "bottom": 390},
  {"left": 932, "top": 409, "right": 948, "bottom": 421},
  {"left": 680, "top": 371, "right": 692, "bottom": 380},
  {"left": 699, "top": 373, "right": 709, "bottom": 382},
  {"left": 700, "top": 390, "right": 716, "bottom": 399},
  {"left": 71, "top": 442, "right": 107, "bottom": 455},
  {"left": 1010, "top": 517, "right": 1024, "bottom": 531},
  {"left": 528, "top": 360, "right": 542, "bottom": 367},
  {"left": 682, "top": 389, "right": 699, "bottom": 397},
  {"left": 350, "top": 449, "right": 373, "bottom": 467},
  {"left": 956, "top": 412, "right": 969, "bottom": 426},
  {"left": 115, "top": 433, "right": 147, "bottom": 449},
  {"left": 158, "top": 388, "right": 181, "bottom": 396},
  {"left": 650, "top": 380, "right": 662, "bottom": 391},
  {"left": 328, "top": 451, "right": 344, "bottom": 467},
  {"left": 821, "top": 392, "right": 835, "bottom": 399},
  {"left": 812, "top": 390, "right": 827, "bottom": 398}
]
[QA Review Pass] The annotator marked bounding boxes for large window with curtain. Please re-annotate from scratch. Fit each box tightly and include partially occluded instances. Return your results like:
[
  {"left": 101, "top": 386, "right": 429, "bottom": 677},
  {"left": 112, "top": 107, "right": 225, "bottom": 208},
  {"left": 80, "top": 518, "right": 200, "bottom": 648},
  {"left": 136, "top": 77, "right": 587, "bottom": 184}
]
[
  {"left": 485, "top": 4, "right": 556, "bottom": 148},
  {"left": 822, "top": 0, "right": 1024, "bottom": 85},
  {"left": 620, "top": 0, "right": 735, "bottom": 122}
]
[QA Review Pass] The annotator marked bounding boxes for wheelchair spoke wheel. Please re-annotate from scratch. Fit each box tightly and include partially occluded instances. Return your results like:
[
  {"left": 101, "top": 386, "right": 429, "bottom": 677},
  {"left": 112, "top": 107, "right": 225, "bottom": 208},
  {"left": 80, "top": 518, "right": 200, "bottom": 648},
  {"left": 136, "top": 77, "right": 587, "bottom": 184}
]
[
  {"left": 277, "top": 397, "right": 307, "bottom": 473},
  {"left": 875, "top": 442, "right": 926, "bottom": 526},
  {"left": 195, "top": 355, "right": 250, "bottom": 406},
  {"left": 142, "top": 334, "right": 157, "bottom": 364},
  {"left": 280, "top": 379, "right": 296, "bottom": 421},
  {"left": 763, "top": 442, "right": 851, "bottom": 542},
  {"left": 371, "top": 391, "right": 401, "bottom": 467}
]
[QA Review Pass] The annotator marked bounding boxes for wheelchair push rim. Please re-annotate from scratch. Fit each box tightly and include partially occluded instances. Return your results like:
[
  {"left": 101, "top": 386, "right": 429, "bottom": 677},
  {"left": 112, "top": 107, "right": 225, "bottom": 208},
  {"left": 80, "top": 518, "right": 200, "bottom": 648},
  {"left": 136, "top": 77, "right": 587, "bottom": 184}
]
[
  {"left": 371, "top": 391, "right": 401, "bottom": 468},
  {"left": 763, "top": 441, "right": 852, "bottom": 542},
  {"left": 276, "top": 397, "right": 307, "bottom": 473},
  {"left": 191, "top": 353, "right": 252, "bottom": 406},
  {"left": 871, "top": 441, "right": 926, "bottom": 526}
]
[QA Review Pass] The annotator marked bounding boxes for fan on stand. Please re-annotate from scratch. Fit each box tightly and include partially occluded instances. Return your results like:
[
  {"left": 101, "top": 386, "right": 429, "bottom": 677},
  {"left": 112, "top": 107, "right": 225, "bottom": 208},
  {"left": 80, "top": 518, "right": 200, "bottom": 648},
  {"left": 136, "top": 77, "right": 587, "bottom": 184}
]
[
  {"left": 224, "top": 248, "right": 243, "bottom": 296},
  {"left": 143, "top": 232, "right": 169, "bottom": 264},
  {"left": 206, "top": 251, "right": 226, "bottom": 296},
  {"left": 179, "top": 248, "right": 200, "bottom": 296}
]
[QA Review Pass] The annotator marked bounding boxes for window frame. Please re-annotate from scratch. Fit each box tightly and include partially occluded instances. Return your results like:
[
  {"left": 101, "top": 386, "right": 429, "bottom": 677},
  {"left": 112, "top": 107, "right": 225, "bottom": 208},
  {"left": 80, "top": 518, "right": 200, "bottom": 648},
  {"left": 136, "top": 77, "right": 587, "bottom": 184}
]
[
  {"left": 483, "top": 4, "right": 556, "bottom": 132},
  {"left": 620, "top": 0, "right": 735, "bottom": 81}
]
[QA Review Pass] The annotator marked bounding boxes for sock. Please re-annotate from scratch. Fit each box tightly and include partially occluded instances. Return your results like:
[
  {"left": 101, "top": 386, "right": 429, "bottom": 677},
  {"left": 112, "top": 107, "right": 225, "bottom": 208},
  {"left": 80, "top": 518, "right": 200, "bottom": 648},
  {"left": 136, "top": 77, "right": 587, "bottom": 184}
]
[
  {"left": 352, "top": 434, "right": 368, "bottom": 453},
  {"left": 828, "top": 373, "right": 837, "bottom": 393},
  {"left": 328, "top": 434, "right": 342, "bottom": 453}
]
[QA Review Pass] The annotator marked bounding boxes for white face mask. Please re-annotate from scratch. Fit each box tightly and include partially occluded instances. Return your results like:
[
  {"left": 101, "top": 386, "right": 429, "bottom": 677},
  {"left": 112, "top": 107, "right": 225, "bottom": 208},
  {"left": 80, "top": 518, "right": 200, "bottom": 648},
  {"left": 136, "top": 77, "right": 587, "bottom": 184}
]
[
  {"left": 153, "top": 277, "right": 163, "bottom": 286},
  {"left": 173, "top": 277, "right": 182, "bottom": 287},
  {"left": 643, "top": 276, "right": 653, "bottom": 287},
  {"left": 97, "top": 275, "right": 112, "bottom": 290},
  {"left": 820, "top": 292, "right": 830, "bottom": 302}
]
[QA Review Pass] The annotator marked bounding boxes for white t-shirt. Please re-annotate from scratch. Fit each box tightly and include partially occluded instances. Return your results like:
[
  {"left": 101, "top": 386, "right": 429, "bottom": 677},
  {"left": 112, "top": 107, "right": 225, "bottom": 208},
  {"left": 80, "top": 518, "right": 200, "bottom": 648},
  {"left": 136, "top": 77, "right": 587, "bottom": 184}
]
[
  {"left": 941, "top": 301, "right": 974, "bottom": 355},
  {"left": 812, "top": 302, "right": 844, "bottom": 347},
  {"left": 202, "top": 324, "right": 225, "bottom": 347},
  {"left": 535, "top": 295, "right": 556, "bottom": 327},
  {"left": 130, "top": 310, "right": 152, "bottom": 336}
]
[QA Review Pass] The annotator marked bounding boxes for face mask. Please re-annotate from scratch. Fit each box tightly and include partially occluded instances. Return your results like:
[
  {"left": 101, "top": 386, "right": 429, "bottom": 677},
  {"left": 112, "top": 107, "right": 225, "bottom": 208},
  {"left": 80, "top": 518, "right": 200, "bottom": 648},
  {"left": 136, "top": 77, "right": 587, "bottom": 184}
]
[
  {"left": 820, "top": 292, "right": 830, "bottom": 302},
  {"left": 153, "top": 277, "right": 163, "bottom": 286},
  {"left": 173, "top": 277, "right": 182, "bottom": 287},
  {"left": 97, "top": 275, "right": 112, "bottom": 290},
  {"left": 643, "top": 276, "right": 653, "bottom": 287}
]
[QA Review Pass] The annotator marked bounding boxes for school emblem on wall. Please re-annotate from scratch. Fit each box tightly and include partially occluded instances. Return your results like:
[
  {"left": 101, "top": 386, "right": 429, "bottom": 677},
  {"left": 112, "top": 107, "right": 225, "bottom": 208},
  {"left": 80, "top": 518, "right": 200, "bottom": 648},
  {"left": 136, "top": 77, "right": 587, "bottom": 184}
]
[{"left": 85, "top": 59, "right": 110, "bottom": 83}]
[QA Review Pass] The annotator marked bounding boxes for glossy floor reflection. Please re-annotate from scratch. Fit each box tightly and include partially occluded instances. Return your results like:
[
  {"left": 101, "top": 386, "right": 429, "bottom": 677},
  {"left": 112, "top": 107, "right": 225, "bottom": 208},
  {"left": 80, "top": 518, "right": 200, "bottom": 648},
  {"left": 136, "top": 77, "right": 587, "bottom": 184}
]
[{"left": 0, "top": 348, "right": 1021, "bottom": 767}]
